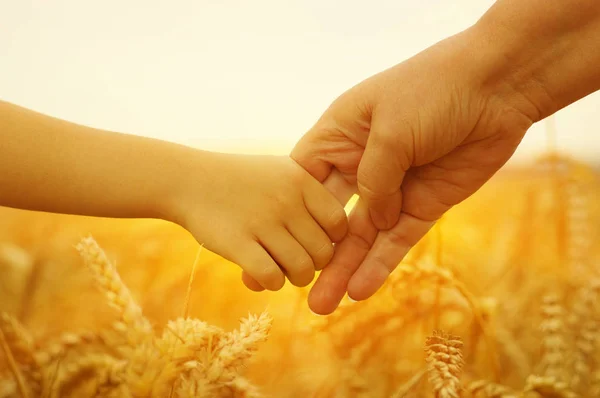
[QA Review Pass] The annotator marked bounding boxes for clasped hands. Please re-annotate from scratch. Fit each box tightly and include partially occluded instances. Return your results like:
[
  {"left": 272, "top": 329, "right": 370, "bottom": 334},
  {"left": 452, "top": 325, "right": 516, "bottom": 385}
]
[{"left": 234, "top": 27, "right": 533, "bottom": 315}]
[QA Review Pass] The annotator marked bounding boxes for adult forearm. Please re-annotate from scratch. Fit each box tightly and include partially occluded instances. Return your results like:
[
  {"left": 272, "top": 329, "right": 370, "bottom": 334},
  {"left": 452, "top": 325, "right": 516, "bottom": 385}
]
[
  {"left": 0, "top": 100, "right": 201, "bottom": 222},
  {"left": 468, "top": 0, "right": 600, "bottom": 122}
]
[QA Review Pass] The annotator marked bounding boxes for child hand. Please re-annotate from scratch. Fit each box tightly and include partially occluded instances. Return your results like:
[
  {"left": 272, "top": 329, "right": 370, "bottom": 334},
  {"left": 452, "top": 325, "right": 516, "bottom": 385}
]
[
  {"left": 171, "top": 153, "right": 348, "bottom": 291},
  {"left": 0, "top": 100, "right": 347, "bottom": 292}
]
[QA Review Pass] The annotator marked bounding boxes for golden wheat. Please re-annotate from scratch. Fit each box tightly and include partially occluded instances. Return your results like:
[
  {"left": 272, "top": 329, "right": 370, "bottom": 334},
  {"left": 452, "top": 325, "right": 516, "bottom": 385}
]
[
  {"left": 425, "top": 330, "right": 464, "bottom": 398},
  {"left": 523, "top": 374, "right": 577, "bottom": 398},
  {"left": 0, "top": 236, "right": 272, "bottom": 398},
  {"left": 0, "top": 152, "right": 600, "bottom": 397}
]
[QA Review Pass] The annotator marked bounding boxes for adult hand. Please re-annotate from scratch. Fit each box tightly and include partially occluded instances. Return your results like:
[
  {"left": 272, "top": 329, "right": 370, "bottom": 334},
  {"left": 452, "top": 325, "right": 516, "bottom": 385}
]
[
  {"left": 242, "top": 0, "right": 600, "bottom": 314},
  {"left": 287, "top": 26, "right": 540, "bottom": 315}
]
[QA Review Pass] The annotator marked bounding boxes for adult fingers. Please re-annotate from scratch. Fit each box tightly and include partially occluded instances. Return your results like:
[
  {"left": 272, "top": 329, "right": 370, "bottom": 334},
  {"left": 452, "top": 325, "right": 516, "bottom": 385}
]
[
  {"left": 290, "top": 132, "right": 334, "bottom": 184},
  {"left": 307, "top": 199, "right": 378, "bottom": 315},
  {"left": 346, "top": 144, "right": 503, "bottom": 300},
  {"left": 347, "top": 212, "right": 435, "bottom": 301},
  {"left": 290, "top": 87, "right": 372, "bottom": 185}
]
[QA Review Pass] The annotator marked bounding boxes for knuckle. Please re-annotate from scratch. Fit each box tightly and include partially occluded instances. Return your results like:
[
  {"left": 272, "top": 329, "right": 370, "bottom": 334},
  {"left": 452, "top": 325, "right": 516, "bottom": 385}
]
[
  {"left": 287, "top": 163, "right": 308, "bottom": 186},
  {"left": 270, "top": 191, "right": 298, "bottom": 216},
  {"left": 246, "top": 219, "right": 265, "bottom": 234},
  {"left": 372, "top": 127, "right": 397, "bottom": 145},
  {"left": 313, "top": 240, "right": 334, "bottom": 268},
  {"left": 346, "top": 231, "right": 372, "bottom": 253},
  {"left": 368, "top": 253, "right": 395, "bottom": 278},
  {"left": 286, "top": 254, "right": 315, "bottom": 288},
  {"left": 356, "top": 176, "right": 391, "bottom": 202},
  {"left": 379, "top": 132, "right": 398, "bottom": 148},
  {"left": 384, "top": 227, "right": 408, "bottom": 246},
  {"left": 260, "top": 266, "right": 285, "bottom": 291},
  {"left": 356, "top": 174, "right": 380, "bottom": 199},
  {"left": 328, "top": 207, "right": 348, "bottom": 230},
  {"left": 294, "top": 254, "right": 315, "bottom": 273},
  {"left": 370, "top": 130, "right": 405, "bottom": 162}
]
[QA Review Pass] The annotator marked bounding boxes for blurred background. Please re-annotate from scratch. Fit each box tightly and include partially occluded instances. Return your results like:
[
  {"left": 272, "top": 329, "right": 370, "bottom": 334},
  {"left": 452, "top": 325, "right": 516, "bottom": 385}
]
[
  {"left": 2, "top": 2, "right": 600, "bottom": 396},
  {"left": 1, "top": 0, "right": 599, "bottom": 164}
]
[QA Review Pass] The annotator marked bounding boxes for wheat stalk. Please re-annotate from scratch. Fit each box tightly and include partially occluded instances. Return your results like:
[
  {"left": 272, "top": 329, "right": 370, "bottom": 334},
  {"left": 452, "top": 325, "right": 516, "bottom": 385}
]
[
  {"left": 0, "top": 312, "right": 41, "bottom": 397},
  {"left": 0, "top": 313, "right": 34, "bottom": 367},
  {"left": 0, "top": 328, "right": 27, "bottom": 398},
  {"left": 391, "top": 368, "right": 427, "bottom": 398}
]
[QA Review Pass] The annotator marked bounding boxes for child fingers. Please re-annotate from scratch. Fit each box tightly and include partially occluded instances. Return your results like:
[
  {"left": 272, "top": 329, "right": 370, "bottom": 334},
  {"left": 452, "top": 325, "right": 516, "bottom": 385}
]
[
  {"left": 303, "top": 182, "right": 349, "bottom": 243},
  {"left": 322, "top": 167, "right": 357, "bottom": 206},
  {"left": 241, "top": 271, "right": 266, "bottom": 292},
  {"left": 259, "top": 228, "right": 316, "bottom": 287},
  {"left": 285, "top": 215, "right": 334, "bottom": 271},
  {"left": 233, "top": 242, "right": 286, "bottom": 291}
]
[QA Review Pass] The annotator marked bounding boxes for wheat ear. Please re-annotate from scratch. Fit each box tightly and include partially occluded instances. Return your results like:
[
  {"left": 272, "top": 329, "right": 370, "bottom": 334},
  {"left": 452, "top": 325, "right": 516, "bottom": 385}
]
[
  {"left": 522, "top": 375, "right": 576, "bottom": 398},
  {"left": 391, "top": 368, "right": 427, "bottom": 398},
  {"left": 539, "top": 293, "right": 567, "bottom": 381},
  {"left": 425, "top": 330, "right": 464, "bottom": 398},
  {"left": 567, "top": 281, "right": 600, "bottom": 392},
  {"left": 75, "top": 236, "right": 152, "bottom": 338},
  {"left": 53, "top": 354, "right": 125, "bottom": 398},
  {"left": 35, "top": 331, "right": 99, "bottom": 367},
  {"left": 213, "top": 311, "right": 272, "bottom": 373}
]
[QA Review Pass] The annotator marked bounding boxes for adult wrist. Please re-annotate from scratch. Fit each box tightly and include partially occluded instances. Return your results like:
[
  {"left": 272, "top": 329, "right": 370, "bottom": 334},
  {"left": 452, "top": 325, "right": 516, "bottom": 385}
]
[{"left": 465, "top": 0, "right": 600, "bottom": 124}]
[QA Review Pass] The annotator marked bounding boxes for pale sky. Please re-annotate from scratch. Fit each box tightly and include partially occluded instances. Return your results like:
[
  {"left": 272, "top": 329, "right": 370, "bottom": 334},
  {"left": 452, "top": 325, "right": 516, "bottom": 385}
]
[{"left": 1, "top": 0, "right": 599, "bottom": 164}]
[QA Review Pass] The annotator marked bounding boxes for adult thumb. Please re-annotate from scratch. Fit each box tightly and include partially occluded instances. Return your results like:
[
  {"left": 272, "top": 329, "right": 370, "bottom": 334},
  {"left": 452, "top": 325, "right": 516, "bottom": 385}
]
[{"left": 357, "top": 121, "right": 410, "bottom": 230}]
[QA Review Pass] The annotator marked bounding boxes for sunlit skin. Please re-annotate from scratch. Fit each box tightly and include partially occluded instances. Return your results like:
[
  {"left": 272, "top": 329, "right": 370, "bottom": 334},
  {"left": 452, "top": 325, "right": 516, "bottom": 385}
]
[
  {"left": 0, "top": 101, "right": 348, "bottom": 291},
  {"left": 240, "top": 0, "right": 600, "bottom": 314}
]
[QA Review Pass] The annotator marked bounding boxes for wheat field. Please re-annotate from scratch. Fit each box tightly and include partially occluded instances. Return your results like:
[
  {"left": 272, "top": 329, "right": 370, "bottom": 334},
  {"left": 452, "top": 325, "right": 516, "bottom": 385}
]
[{"left": 0, "top": 152, "right": 598, "bottom": 397}]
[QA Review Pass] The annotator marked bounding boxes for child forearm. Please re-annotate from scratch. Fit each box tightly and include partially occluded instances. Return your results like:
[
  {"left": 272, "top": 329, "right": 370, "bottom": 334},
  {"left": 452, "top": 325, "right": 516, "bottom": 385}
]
[
  {"left": 0, "top": 100, "right": 199, "bottom": 223},
  {"left": 0, "top": 100, "right": 347, "bottom": 291}
]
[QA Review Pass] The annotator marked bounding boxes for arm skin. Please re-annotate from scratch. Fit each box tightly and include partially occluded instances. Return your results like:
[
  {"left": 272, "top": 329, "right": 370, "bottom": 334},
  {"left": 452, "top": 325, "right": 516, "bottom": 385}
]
[
  {"left": 0, "top": 100, "right": 349, "bottom": 291},
  {"left": 290, "top": 0, "right": 600, "bottom": 314},
  {"left": 474, "top": 0, "right": 600, "bottom": 123},
  {"left": 0, "top": 100, "right": 199, "bottom": 221}
]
